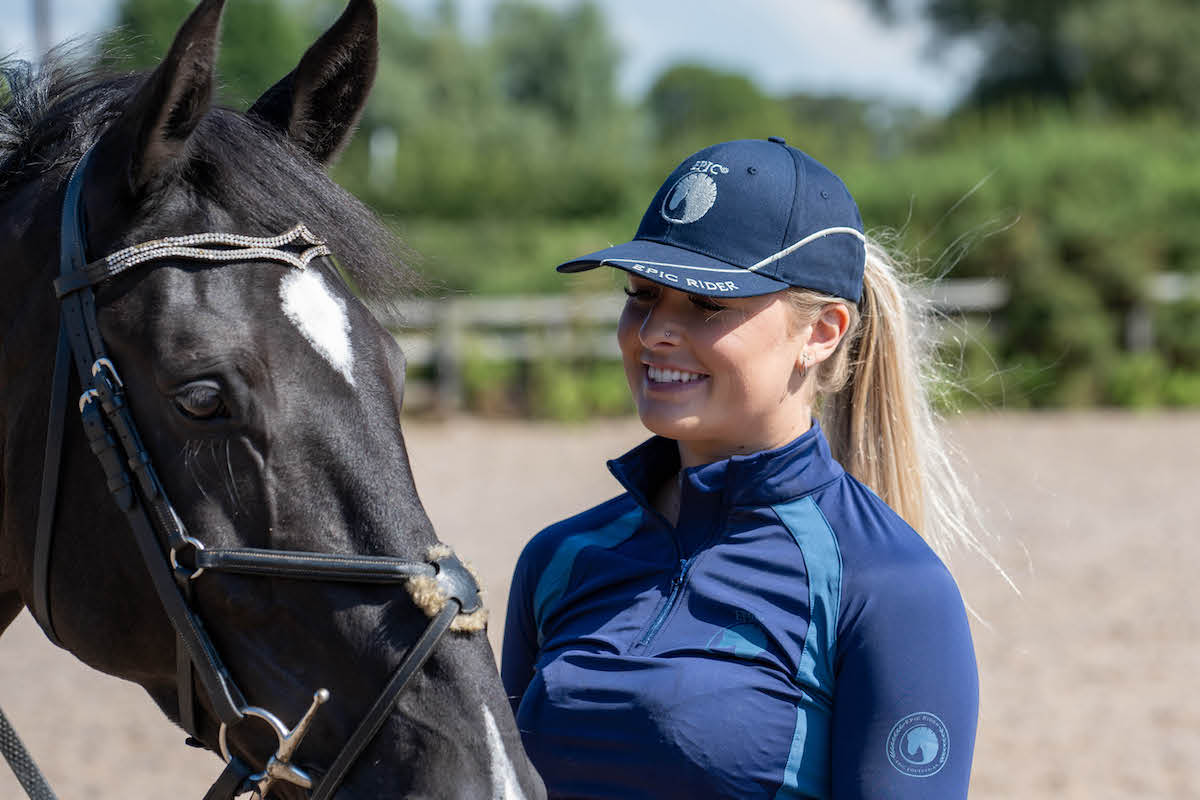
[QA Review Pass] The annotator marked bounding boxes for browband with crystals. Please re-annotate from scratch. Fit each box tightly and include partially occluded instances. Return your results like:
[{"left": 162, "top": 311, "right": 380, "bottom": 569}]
[{"left": 54, "top": 223, "right": 331, "bottom": 298}]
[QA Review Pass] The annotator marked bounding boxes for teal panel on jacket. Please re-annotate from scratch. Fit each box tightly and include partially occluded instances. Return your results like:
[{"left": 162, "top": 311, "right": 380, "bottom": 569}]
[
  {"left": 773, "top": 495, "right": 843, "bottom": 799},
  {"left": 532, "top": 507, "right": 643, "bottom": 645}
]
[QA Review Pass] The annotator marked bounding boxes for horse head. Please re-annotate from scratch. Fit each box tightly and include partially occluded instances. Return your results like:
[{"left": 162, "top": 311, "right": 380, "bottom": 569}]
[{"left": 0, "top": 1, "right": 543, "bottom": 797}]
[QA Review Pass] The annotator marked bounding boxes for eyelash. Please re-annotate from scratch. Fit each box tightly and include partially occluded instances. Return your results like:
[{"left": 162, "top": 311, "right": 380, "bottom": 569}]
[{"left": 623, "top": 287, "right": 727, "bottom": 313}]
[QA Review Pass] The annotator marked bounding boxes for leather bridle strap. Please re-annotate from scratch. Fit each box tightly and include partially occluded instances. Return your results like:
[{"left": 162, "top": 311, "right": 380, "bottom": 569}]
[
  {"left": 31, "top": 319, "right": 70, "bottom": 648},
  {"left": 45, "top": 145, "right": 249, "bottom": 727},
  {"left": 186, "top": 553, "right": 480, "bottom": 800},
  {"left": 192, "top": 549, "right": 437, "bottom": 582},
  {"left": 28, "top": 143, "right": 486, "bottom": 800},
  {"left": 311, "top": 601, "right": 461, "bottom": 800}
]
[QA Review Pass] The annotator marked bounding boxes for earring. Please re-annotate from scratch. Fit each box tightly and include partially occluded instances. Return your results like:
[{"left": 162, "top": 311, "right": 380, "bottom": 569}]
[
  {"left": 800, "top": 352, "right": 810, "bottom": 370},
  {"left": 664, "top": 330, "right": 674, "bottom": 339}
]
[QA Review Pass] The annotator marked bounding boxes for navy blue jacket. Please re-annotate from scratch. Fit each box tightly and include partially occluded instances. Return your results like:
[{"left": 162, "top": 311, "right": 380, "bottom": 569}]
[{"left": 502, "top": 423, "right": 978, "bottom": 799}]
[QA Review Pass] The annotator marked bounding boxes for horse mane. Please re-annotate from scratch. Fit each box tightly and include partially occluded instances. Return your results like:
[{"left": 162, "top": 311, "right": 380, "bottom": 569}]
[
  {"left": 0, "top": 46, "right": 423, "bottom": 305},
  {"left": 0, "top": 45, "right": 132, "bottom": 193}
]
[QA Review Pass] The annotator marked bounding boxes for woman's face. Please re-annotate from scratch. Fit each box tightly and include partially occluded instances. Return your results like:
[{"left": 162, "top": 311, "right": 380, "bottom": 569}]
[{"left": 617, "top": 275, "right": 812, "bottom": 468}]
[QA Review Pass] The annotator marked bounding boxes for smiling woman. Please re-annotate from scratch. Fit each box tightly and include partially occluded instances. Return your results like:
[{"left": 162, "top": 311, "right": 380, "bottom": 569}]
[
  {"left": 618, "top": 277, "right": 815, "bottom": 469},
  {"left": 503, "top": 138, "right": 981, "bottom": 799}
]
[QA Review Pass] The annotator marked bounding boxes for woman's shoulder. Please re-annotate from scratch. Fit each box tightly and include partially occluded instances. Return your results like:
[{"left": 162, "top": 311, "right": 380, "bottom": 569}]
[
  {"left": 798, "top": 475, "right": 968, "bottom": 627},
  {"left": 517, "top": 492, "right": 644, "bottom": 573},
  {"left": 807, "top": 472, "right": 948, "bottom": 571}
]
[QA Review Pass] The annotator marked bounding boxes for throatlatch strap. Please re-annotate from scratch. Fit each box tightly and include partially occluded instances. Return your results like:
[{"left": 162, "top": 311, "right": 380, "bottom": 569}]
[{"left": 31, "top": 322, "right": 71, "bottom": 648}]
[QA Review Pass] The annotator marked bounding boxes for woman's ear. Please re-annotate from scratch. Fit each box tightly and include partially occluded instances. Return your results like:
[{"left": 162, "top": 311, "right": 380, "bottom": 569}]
[{"left": 800, "top": 303, "right": 851, "bottom": 369}]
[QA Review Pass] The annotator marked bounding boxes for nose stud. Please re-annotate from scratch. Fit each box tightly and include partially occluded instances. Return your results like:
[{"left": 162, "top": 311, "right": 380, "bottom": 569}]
[{"left": 663, "top": 330, "right": 674, "bottom": 338}]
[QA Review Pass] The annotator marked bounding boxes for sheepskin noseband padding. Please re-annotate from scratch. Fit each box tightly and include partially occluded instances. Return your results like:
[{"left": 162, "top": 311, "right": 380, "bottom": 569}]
[{"left": 405, "top": 544, "right": 489, "bottom": 632}]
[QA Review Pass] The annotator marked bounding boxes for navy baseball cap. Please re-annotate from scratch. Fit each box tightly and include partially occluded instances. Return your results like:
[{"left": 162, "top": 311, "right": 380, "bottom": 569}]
[{"left": 557, "top": 137, "right": 866, "bottom": 301}]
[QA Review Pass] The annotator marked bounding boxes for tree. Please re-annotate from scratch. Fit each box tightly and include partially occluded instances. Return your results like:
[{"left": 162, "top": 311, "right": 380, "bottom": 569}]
[
  {"left": 867, "top": 0, "right": 1200, "bottom": 116},
  {"left": 489, "top": 0, "right": 620, "bottom": 130},
  {"left": 866, "top": 0, "right": 1087, "bottom": 108},
  {"left": 644, "top": 64, "right": 793, "bottom": 153},
  {"left": 1066, "top": 0, "right": 1200, "bottom": 119}
]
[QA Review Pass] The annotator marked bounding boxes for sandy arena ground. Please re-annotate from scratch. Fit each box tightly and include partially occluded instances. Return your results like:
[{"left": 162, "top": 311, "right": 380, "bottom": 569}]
[{"left": 1, "top": 412, "right": 1197, "bottom": 799}]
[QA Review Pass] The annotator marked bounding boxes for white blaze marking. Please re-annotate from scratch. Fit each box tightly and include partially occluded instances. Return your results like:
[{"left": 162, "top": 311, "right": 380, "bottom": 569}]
[
  {"left": 279, "top": 269, "right": 355, "bottom": 386},
  {"left": 483, "top": 705, "right": 526, "bottom": 800}
]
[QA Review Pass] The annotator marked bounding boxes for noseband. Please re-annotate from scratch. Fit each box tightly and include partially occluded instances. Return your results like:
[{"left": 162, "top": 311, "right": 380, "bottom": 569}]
[{"left": 28, "top": 146, "right": 483, "bottom": 800}]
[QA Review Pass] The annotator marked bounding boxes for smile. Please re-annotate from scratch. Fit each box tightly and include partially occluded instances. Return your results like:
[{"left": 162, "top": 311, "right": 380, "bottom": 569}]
[{"left": 647, "top": 365, "right": 709, "bottom": 384}]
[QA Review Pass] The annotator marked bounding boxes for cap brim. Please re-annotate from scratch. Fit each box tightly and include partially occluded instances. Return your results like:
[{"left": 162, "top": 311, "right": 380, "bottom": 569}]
[{"left": 557, "top": 239, "right": 789, "bottom": 298}]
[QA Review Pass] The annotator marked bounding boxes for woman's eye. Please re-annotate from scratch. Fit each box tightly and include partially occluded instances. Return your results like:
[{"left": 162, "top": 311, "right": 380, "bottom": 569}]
[
  {"left": 173, "top": 380, "right": 227, "bottom": 420},
  {"left": 623, "top": 286, "right": 657, "bottom": 302},
  {"left": 690, "top": 295, "right": 726, "bottom": 313}
]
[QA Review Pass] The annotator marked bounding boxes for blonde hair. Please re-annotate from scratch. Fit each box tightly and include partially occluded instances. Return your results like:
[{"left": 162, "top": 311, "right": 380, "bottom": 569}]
[{"left": 788, "top": 236, "right": 990, "bottom": 565}]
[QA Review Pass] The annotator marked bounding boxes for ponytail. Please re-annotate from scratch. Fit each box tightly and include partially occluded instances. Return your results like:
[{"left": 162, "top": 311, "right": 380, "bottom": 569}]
[{"left": 789, "top": 237, "right": 991, "bottom": 565}]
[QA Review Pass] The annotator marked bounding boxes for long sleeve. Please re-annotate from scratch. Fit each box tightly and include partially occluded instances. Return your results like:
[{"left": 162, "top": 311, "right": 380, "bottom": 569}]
[{"left": 829, "top": 555, "right": 979, "bottom": 798}]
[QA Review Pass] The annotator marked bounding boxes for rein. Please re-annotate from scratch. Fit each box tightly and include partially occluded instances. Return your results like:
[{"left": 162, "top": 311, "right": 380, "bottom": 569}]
[{"left": 15, "top": 145, "right": 483, "bottom": 800}]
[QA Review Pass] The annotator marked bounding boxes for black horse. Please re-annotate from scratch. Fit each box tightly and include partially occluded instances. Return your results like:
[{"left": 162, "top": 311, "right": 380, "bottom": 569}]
[{"left": 0, "top": 0, "right": 544, "bottom": 797}]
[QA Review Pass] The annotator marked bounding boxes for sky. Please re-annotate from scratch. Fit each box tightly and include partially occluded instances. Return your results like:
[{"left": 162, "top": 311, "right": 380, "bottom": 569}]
[{"left": 1, "top": 0, "right": 982, "bottom": 113}]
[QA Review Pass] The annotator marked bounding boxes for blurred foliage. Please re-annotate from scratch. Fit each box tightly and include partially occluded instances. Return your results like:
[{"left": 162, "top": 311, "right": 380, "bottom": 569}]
[
  {"left": 102, "top": 0, "right": 310, "bottom": 106},
  {"left": 841, "top": 112, "right": 1200, "bottom": 405},
  {"left": 867, "top": 0, "right": 1200, "bottom": 117},
  {"left": 462, "top": 348, "right": 631, "bottom": 420},
  {"left": 529, "top": 357, "right": 631, "bottom": 421},
  {"left": 99, "top": 0, "right": 1200, "bottom": 412}
]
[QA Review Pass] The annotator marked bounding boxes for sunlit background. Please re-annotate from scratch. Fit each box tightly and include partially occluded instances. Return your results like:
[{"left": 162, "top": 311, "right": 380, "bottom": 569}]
[
  {"left": 3, "top": 4, "right": 1200, "bottom": 800},
  {"left": 8, "top": 0, "right": 1200, "bottom": 416}
]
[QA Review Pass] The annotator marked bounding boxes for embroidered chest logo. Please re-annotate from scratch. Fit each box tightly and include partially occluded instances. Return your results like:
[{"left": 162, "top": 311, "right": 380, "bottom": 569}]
[
  {"left": 886, "top": 712, "right": 950, "bottom": 778},
  {"left": 706, "top": 611, "right": 768, "bottom": 659},
  {"left": 661, "top": 160, "right": 728, "bottom": 224}
]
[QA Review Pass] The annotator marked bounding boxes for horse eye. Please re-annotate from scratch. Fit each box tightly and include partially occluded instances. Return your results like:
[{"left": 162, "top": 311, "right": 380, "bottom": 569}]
[{"left": 173, "top": 380, "right": 227, "bottom": 420}]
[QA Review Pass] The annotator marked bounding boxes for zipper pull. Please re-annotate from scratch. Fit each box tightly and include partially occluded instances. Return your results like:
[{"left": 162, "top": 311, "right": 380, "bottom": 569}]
[{"left": 672, "top": 558, "right": 688, "bottom": 587}]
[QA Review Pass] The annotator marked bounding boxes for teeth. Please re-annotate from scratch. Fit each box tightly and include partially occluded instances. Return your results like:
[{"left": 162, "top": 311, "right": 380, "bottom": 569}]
[{"left": 648, "top": 366, "right": 705, "bottom": 383}]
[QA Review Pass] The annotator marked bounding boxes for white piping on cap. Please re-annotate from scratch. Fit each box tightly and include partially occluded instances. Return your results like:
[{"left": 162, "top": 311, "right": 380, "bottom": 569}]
[
  {"left": 746, "top": 226, "right": 866, "bottom": 272},
  {"left": 601, "top": 257, "right": 744, "bottom": 274}
]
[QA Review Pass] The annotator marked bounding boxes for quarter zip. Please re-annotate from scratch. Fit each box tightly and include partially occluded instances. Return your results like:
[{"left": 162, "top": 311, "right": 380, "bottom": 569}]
[{"left": 637, "top": 558, "right": 691, "bottom": 648}]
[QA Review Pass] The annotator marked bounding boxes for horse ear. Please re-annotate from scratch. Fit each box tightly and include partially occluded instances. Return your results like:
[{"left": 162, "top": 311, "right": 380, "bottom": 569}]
[
  {"left": 93, "top": 0, "right": 224, "bottom": 197},
  {"left": 247, "top": 0, "right": 378, "bottom": 165}
]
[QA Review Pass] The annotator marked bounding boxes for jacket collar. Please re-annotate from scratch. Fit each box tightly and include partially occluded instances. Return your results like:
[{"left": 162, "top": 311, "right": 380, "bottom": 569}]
[{"left": 607, "top": 421, "right": 845, "bottom": 517}]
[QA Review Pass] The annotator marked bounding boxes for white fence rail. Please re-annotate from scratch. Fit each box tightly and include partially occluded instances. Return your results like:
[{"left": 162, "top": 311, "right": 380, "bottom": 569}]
[{"left": 385, "top": 275, "right": 1199, "bottom": 412}]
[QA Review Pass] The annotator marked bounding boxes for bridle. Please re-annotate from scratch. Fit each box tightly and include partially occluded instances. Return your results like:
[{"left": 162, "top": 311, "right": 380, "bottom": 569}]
[{"left": 24, "top": 144, "right": 483, "bottom": 800}]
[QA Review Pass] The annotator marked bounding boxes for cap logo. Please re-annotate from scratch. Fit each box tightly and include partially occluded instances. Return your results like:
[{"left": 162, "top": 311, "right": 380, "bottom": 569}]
[{"left": 661, "top": 160, "right": 727, "bottom": 224}]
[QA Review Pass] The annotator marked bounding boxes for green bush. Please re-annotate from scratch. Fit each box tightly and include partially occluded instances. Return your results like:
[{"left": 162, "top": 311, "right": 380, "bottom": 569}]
[
  {"left": 1104, "top": 353, "right": 1168, "bottom": 407},
  {"left": 1162, "top": 370, "right": 1200, "bottom": 407},
  {"left": 529, "top": 356, "right": 634, "bottom": 421},
  {"left": 461, "top": 349, "right": 523, "bottom": 417},
  {"left": 393, "top": 217, "right": 633, "bottom": 295},
  {"left": 1157, "top": 299, "right": 1200, "bottom": 366},
  {"left": 840, "top": 113, "right": 1200, "bottom": 408},
  {"left": 582, "top": 361, "right": 635, "bottom": 416}
]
